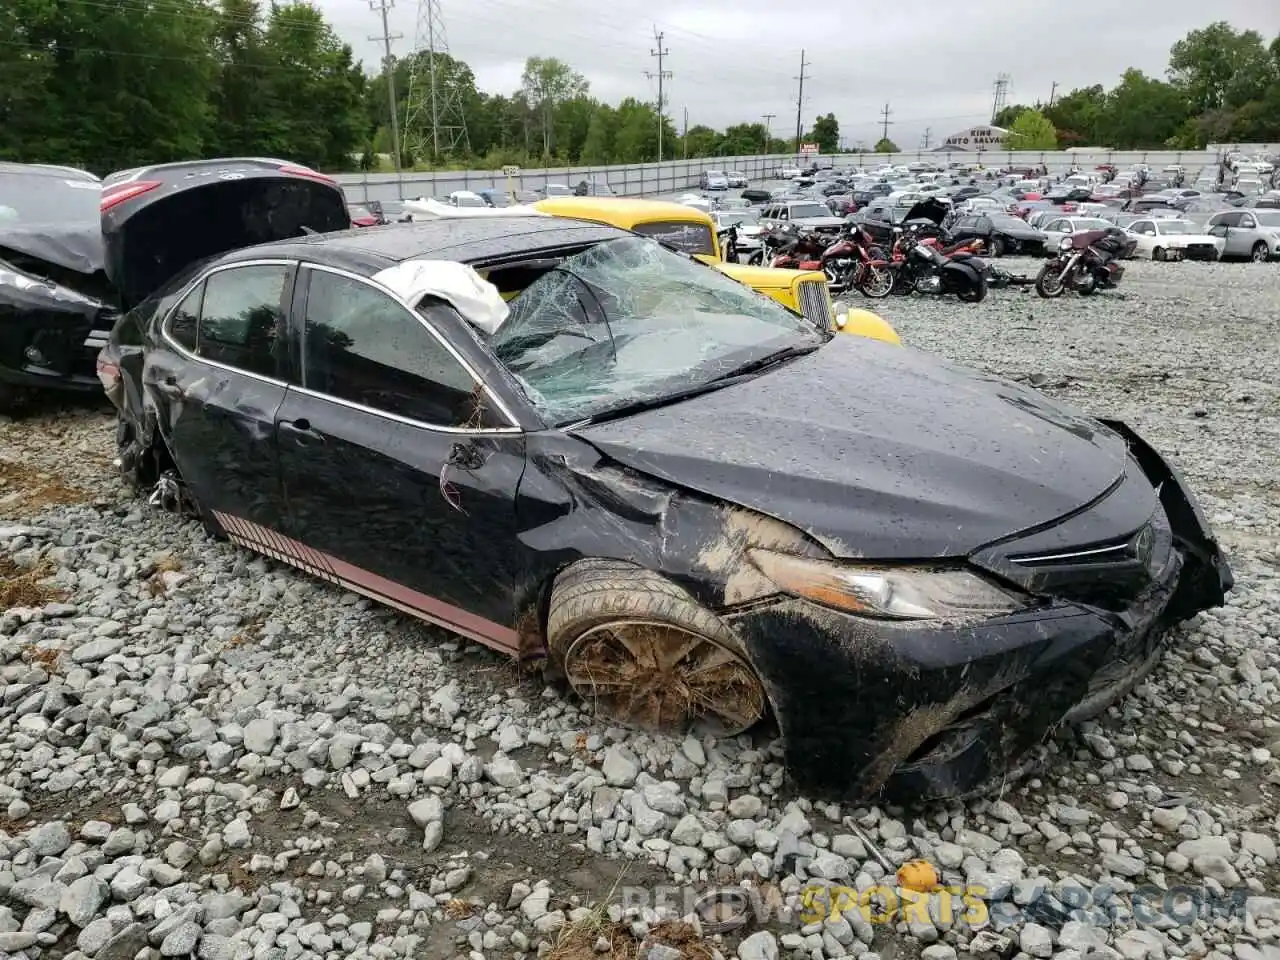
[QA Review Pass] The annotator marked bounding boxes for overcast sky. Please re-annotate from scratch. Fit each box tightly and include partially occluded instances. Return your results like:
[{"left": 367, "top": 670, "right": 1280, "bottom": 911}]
[{"left": 322, "top": 0, "right": 1280, "bottom": 148}]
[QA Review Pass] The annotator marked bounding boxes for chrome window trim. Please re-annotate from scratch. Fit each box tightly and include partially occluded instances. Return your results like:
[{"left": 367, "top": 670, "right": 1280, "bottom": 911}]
[
  {"left": 158, "top": 258, "right": 523, "bottom": 435},
  {"left": 298, "top": 262, "right": 521, "bottom": 432}
]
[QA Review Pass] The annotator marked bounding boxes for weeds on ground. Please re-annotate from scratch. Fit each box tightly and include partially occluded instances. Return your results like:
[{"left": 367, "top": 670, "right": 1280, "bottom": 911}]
[{"left": 0, "top": 556, "right": 67, "bottom": 609}]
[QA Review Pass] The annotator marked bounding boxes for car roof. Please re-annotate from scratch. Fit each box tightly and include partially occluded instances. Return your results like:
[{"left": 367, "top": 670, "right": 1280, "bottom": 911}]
[
  {"left": 221, "top": 217, "right": 628, "bottom": 272},
  {"left": 0, "top": 161, "right": 100, "bottom": 182}
]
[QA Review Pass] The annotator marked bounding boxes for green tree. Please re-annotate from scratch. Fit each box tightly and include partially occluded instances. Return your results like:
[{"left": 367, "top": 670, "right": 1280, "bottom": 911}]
[
  {"left": 0, "top": 0, "right": 217, "bottom": 171},
  {"left": 254, "top": 4, "right": 365, "bottom": 171},
  {"left": 874, "top": 138, "right": 898, "bottom": 153},
  {"left": 1095, "top": 69, "right": 1189, "bottom": 149},
  {"left": 720, "top": 123, "right": 770, "bottom": 156},
  {"left": 1044, "top": 85, "right": 1106, "bottom": 146},
  {"left": 519, "top": 57, "right": 587, "bottom": 160},
  {"left": 1169, "top": 22, "right": 1276, "bottom": 113},
  {"left": 207, "top": 0, "right": 276, "bottom": 159},
  {"left": 682, "top": 124, "right": 719, "bottom": 158},
  {"left": 1007, "top": 109, "right": 1057, "bottom": 150},
  {"left": 993, "top": 104, "right": 1031, "bottom": 128},
  {"left": 579, "top": 105, "right": 615, "bottom": 164},
  {"left": 809, "top": 113, "right": 839, "bottom": 153}
]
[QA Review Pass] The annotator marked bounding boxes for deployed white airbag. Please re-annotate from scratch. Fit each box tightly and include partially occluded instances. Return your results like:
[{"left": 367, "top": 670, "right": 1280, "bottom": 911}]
[{"left": 372, "top": 260, "right": 510, "bottom": 335}]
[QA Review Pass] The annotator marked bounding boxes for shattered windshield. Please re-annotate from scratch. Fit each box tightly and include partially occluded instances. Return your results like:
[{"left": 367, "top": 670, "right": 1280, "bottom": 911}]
[
  {"left": 490, "top": 236, "right": 827, "bottom": 424},
  {"left": 0, "top": 174, "right": 100, "bottom": 225}
]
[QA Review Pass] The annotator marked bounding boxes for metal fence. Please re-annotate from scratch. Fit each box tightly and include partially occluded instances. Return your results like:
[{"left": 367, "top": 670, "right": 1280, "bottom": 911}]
[{"left": 333, "top": 148, "right": 1246, "bottom": 203}]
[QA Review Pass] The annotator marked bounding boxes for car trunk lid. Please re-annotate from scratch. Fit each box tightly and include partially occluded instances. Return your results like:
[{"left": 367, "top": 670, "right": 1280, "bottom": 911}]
[{"left": 101, "top": 159, "right": 351, "bottom": 308}]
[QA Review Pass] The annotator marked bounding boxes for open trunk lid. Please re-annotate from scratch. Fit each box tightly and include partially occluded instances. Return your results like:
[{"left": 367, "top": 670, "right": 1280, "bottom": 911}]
[{"left": 101, "top": 159, "right": 351, "bottom": 308}]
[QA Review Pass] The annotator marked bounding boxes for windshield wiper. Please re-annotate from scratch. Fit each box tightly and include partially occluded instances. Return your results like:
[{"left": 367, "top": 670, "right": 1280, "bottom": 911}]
[{"left": 707, "top": 343, "right": 821, "bottom": 382}]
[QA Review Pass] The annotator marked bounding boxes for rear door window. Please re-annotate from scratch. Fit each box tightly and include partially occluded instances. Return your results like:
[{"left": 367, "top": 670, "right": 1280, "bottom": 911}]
[
  {"left": 168, "top": 283, "right": 203, "bottom": 352},
  {"left": 197, "top": 265, "right": 291, "bottom": 378}
]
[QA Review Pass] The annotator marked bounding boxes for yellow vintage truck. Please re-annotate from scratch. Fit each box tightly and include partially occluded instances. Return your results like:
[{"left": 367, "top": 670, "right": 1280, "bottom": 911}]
[{"left": 531, "top": 197, "right": 900, "bottom": 345}]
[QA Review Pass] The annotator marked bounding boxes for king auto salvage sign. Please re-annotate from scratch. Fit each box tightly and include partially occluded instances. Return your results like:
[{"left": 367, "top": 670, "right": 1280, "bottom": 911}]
[{"left": 942, "top": 125, "right": 1007, "bottom": 150}]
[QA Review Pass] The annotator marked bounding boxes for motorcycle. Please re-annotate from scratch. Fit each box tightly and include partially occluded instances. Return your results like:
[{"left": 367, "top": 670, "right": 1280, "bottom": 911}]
[
  {"left": 892, "top": 230, "right": 988, "bottom": 302},
  {"left": 818, "top": 225, "right": 895, "bottom": 299},
  {"left": 1034, "top": 228, "right": 1134, "bottom": 298},
  {"left": 748, "top": 223, "right": 807, "bottom": 266}
]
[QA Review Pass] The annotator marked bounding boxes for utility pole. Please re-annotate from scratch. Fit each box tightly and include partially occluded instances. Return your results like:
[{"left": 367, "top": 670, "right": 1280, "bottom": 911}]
[
  {"left": 920, "top": 127, "right": 931, "bottom": 150},
  {"left": 793, "top": 50, "right": 809, "bottom": 152},
  {"left": 762, "top": 113, "right": 776, "bottom": 152},
  {"left": 682, "top": 106, "right": 688, "bottom": 159},
  {"left": 648, "top": 28, "right": 672, "bottom": 162},
  {"left": 1048, "top": 81, "right": 1058, "bottom": 108},
  {"left": 879, "top": 103, "right": 893, "bottom": 144},
  {"left": 368, "top": 0, "right": 403, "bottom": 171}
]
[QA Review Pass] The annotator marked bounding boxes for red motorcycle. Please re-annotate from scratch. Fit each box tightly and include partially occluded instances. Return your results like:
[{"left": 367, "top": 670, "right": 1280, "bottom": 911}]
[{"left": 817, "top": 225, "right": 895, "bottom": 299}]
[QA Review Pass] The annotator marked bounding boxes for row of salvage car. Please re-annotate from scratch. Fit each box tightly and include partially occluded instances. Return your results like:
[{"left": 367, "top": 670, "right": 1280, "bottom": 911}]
[{"left": 0, "top": 157, "right": 1233, "bottom": 804}]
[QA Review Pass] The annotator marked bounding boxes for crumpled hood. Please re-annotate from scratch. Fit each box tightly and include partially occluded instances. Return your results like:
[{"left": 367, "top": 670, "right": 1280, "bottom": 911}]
[
  {"left": 578, "top": 336, "right": 1130, "bottom": 559},
  {"left": 0, "top": 223, "right": 105, "bottom": 275}
]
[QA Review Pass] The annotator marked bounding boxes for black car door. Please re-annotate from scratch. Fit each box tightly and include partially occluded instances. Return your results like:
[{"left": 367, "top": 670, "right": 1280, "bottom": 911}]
[
  {"left": 271, "top": 263, "right": 526, "bottom": 653},
  {"left": 147, "top": 259, "right": 294, "bottom": 532}
]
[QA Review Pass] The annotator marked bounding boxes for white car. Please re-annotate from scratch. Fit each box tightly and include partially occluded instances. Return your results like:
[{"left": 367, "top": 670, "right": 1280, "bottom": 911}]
[
  {"left": 1125, "top": 218, "right": 1223, "bottom": 261},
  {"left": 725, "top": 171, "right": 749, "bottom": 188},
  {"left": 776, "top": 166, "right": 803, "bottom": 179},
  {"left": 1041, "top": 216, "right": 1114, "bottom": 241},
  {"left": 700, "top": 170, "right": 729, "bottom": 191},
  {"left": 445, "top": 190, "right": 487, "bottom": 208}
]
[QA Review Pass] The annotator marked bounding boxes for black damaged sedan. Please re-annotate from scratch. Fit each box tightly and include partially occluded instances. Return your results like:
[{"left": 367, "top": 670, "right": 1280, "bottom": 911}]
[
  {"left": 99, "top": 161, "right": 1232, "bottom": 804},
  {"left": 0, "top": 163, "right": 116, "bottom": 408}
]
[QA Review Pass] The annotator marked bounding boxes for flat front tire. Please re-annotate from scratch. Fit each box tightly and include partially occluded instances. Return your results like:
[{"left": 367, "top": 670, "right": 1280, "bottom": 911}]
[{"left": 546, "top": 560, "right": 767, "bottom": 737}]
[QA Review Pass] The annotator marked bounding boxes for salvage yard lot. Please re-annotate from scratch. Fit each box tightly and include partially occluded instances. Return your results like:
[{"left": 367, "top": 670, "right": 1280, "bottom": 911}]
[{"left": 0, "top": 257, "right": 1278, "bottom": 960}]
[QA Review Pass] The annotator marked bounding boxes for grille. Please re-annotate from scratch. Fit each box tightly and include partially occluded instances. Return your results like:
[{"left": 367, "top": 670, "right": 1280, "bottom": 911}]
[{"left": 795, "top": 279, "right": 833, "bottom": 331}]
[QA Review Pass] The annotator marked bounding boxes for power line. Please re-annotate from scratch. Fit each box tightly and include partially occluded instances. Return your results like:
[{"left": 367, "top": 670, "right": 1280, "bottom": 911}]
[
  {"left": 879, "top": 103, "right": 893, "bottom": 144},
  {"left": 368, "top": 0, "right": 403, "bottom": 172},
  {"left": 646, "top": 27, "right": 672, "bottom": 162},
  {"left": 793, "top": 50, "right": 809, "bottom": 152}
]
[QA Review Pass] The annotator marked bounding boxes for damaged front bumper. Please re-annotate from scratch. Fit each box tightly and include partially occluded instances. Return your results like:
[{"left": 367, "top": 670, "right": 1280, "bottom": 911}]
[
  {"left": 0, "top": 298, "right": 117, "bottom": 395},
  {"left": 724, "top": 422, "right": 1232, "bottom": 805}
]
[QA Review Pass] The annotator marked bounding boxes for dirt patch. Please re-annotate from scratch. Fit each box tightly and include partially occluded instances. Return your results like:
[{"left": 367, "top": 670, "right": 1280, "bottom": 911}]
[
  {"left": 0, "top": 557, "right": 67, "bottom": 609},
  {"left": 551, "top": 919, "right": 716, "bottom": 960},
  {"left": 0, "top": 459, "right": 90, "bottom": 514}
]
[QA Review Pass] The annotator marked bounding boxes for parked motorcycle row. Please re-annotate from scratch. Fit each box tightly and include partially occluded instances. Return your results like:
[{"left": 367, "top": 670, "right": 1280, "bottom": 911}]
[{"left": 720, "top": 200, "right": 1037, "bottom": 305}]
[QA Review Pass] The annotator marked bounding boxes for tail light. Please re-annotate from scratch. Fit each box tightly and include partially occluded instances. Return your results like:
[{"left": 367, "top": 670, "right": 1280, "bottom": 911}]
[
  {"left": 96, "top": 354, "right": 121, "bottom": 392},
  {"left": 101, "top": 181, "right": 161, "bottom": 212},
  {"left": 279, "top": 164, "right": 337, "bottom": 186}
]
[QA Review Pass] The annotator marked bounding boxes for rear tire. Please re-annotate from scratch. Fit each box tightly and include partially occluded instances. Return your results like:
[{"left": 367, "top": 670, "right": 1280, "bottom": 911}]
[
  {"left": 1153, "top": 247, "right": 1165, "bottom": 262},
  {"left": 546, "top": 560, "right": 767, "bottom": 737},
  {"left": 1252, "top": 242, "right": 1270, "bottom": 262},
  {"left": 956, "top": 273, "right": 988, "bottom": 303},
  {"left": 988, "top": 236, "right": 1004, "bottom": 258}
]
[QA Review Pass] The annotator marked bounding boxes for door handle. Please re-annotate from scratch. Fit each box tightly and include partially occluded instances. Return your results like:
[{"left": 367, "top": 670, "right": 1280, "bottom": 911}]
[{"left": 279, "top": 418, "right": 324, "bottom": 444}]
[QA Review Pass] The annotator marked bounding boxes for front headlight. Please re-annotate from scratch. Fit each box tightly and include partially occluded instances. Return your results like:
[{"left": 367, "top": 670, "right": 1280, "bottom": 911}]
[
  {"left": 748, "top": 550, "right": 1024, "bottom": 621},
  {"left": 1059, "top": 236, "right": 1073, "bottom": 250}
]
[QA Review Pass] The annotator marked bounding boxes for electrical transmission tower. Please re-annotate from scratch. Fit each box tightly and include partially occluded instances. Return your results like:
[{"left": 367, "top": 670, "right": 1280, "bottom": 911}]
[
  {"left": 645, "top": 28, "right": 672, "bottom": 162},
  {"left": 990, "top": 73, "right": 1010, "bottom": 123},
  {"left": 368, "top": 0, "right": 403, "bottom": 172},
  {"left": 920, "top": 127, "right": 932, "bottom": 150},
  {"left": 403, "top": 0, "right": 470, "bottom": 165}
]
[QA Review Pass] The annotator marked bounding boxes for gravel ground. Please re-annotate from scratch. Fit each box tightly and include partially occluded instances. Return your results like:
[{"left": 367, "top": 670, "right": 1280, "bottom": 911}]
[{"left": 0, "top": 258, "right": 1278, "bottom": 960}]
